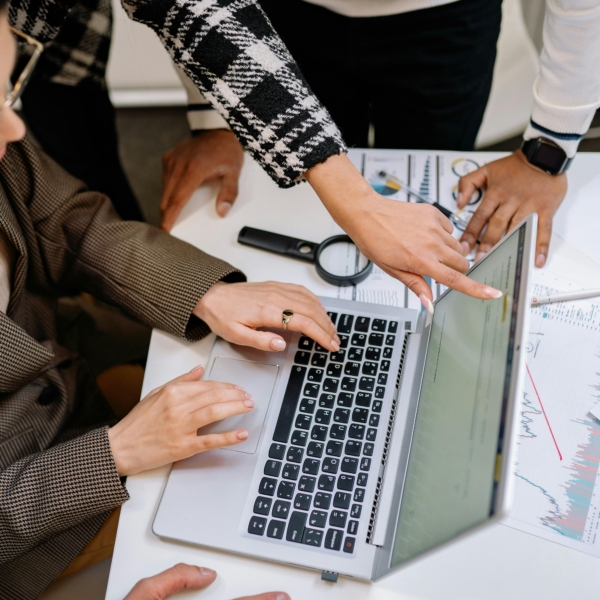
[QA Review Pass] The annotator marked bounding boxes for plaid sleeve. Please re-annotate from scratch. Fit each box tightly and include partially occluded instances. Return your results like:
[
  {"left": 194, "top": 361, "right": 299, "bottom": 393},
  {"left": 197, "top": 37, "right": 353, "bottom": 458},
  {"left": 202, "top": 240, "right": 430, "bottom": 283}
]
[
  {"left": 8, "top": 0, "right": 77, "bottom": 43},
  {"left": 122, "top": 0, "right": 346, "bottom": 187}
]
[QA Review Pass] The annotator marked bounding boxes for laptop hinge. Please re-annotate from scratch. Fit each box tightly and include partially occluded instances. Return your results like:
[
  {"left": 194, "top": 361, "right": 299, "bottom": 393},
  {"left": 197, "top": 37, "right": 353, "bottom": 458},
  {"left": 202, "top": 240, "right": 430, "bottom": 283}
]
[
  {"left": 366, "top": 332, "right": 412, "bottom": 546},
  {"left": 367, "top": 332, "right": 421, "bottom": 547},
  {"left": 321, "top": 571, "right": 338, "bottom": 583}
]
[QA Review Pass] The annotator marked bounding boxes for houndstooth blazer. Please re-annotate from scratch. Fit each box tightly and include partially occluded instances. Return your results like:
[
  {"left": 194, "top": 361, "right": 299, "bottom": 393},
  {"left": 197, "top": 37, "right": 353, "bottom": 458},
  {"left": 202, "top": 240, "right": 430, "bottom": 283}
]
[{"left": 0, "top": 137, "right": 245, "bottom": 600}]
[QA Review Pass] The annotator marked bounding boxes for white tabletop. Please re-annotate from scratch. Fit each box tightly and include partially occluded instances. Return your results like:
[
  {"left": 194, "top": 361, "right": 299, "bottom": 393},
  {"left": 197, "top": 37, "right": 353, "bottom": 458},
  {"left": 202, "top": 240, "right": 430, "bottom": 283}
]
[{"left": 106, "top": 152, "right": 600, "bottom": 600}]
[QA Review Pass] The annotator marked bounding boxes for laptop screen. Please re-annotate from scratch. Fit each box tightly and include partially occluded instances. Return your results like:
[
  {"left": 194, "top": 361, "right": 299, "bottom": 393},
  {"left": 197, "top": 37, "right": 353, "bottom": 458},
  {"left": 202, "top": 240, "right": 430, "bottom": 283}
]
[{"left": 390, "top": 223, "right": 526, "bottom": 567}]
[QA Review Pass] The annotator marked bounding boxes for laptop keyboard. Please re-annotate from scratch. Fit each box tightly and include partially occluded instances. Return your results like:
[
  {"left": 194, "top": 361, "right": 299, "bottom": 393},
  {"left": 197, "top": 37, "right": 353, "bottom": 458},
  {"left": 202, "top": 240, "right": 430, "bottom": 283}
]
[{"left": 247, "top": 312, "right": 400, "bottom": 554}]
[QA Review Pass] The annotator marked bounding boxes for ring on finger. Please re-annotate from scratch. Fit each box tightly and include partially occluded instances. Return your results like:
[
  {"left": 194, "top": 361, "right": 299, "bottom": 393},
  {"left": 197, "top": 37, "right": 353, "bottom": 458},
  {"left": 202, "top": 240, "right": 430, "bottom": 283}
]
[{"left": 282, "top": 309, "right": 294, "bottom": 329}]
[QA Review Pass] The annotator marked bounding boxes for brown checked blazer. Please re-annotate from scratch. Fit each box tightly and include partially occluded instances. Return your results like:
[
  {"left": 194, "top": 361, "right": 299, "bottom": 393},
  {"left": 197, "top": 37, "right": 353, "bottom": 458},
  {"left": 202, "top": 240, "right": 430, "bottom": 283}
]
[{"left": 0, "top": 137, "right": 245, "bottom": 599}]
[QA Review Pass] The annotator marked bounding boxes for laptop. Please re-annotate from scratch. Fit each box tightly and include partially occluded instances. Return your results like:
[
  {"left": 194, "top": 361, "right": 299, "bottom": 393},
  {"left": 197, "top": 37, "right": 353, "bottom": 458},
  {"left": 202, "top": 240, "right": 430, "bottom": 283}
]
[{"left": 153, "top": 214, "right": 536, "bottom": 581}]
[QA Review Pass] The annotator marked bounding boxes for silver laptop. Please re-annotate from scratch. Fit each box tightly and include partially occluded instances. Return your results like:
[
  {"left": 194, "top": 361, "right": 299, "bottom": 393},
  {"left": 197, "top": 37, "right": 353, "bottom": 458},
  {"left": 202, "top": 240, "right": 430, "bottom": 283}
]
[{"left": 153, "top": 214, "right": 536, "bottom": 582}]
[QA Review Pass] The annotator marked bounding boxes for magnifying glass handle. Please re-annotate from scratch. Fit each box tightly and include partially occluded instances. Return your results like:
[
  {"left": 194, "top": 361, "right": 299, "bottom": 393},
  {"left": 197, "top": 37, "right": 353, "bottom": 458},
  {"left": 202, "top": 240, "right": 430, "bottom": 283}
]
[{"left": 238, "top": 227, "right": 318, "bottom": 263}]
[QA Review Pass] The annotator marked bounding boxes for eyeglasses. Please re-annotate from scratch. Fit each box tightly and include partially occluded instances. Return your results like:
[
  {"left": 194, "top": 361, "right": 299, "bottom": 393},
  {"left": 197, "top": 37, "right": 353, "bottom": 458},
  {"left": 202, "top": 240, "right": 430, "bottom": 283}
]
[{"left": 3, "top": 27, "right": 43, "bottom": 109}]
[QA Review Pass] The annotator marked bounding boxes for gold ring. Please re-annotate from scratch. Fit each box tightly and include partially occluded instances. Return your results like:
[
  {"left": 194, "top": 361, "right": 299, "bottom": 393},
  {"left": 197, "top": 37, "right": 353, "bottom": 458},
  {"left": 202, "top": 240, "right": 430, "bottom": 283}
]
[{"left": 282, "top": 309, "right": 294, "bottom": 329}]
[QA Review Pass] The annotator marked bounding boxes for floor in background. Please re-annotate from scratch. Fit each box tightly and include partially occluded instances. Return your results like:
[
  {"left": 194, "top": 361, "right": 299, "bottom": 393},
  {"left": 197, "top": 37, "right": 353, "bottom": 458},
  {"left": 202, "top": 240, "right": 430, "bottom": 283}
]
[{"left": 114, "top": 108, "right": 600, "bottom": 228}]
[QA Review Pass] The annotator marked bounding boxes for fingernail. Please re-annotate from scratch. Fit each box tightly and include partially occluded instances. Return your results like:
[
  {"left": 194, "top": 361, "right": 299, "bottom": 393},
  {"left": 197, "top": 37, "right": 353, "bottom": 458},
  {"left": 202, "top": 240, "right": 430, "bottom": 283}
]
[
  {"left": 200, "top": 567, "right": 216, "bottom": 576},
  {"left": 219, "top": 202, "right": 232, "bottom": 216},
  {"left": 419, "top": 294, "right": 434, "bottom": 315},
  {"left": 460, "top": 241, "right": 470, "bottom": 256},
  {"left": 237, "top": 430, "right": 249, "bottom": 440},
  {"left": 235, "top": 385, "right": 245, "bottom": 390},
  {"left": 244, "top": 398, "right": 255, "bottom": 408},
  {"left": 244, "top": 392, "right": 252, "bottom": 400},
  {"left": 536, "top": 253, "right": 546, "bottom": 268},
  {"left": 457, "top": 192, "right": 463, "bottom": 205},
  {"left": 275, "top": 594, "right": 290, "bottom": 600},
  {"left": 271, "top": 338, "right": 286, "bottom": 351},
  {"left": 474, "top": 251, "right": 485, "bottom": 263},
  {"left": 331, "top": 340, "right": 340, "bottom": 351},
  {"left": 483, "top": 286, "right": 503, "bottom": 299},
  {"left": 189, "top": 365, "right": 204, "bottom": 373}
]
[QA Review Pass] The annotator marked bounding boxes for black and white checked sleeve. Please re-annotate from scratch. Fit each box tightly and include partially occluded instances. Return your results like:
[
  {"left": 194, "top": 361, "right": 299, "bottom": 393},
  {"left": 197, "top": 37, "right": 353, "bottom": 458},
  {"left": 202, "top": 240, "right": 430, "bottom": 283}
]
[{"left": 122, "top": 0, "right": 347, "bottom": 187}]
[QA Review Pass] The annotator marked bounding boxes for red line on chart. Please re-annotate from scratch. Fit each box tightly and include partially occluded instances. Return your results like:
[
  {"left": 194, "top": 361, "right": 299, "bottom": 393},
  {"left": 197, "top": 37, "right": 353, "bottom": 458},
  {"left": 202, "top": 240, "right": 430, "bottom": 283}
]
[{"left": 526, "top": 364, "right": 563, "bottom": 461}]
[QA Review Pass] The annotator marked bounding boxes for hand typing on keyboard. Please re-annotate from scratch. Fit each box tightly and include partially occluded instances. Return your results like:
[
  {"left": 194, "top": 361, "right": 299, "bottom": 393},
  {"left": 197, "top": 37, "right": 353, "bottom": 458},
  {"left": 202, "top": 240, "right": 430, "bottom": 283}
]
[{"left": 194, "top": 281, "right": 340, "bottom": 353}]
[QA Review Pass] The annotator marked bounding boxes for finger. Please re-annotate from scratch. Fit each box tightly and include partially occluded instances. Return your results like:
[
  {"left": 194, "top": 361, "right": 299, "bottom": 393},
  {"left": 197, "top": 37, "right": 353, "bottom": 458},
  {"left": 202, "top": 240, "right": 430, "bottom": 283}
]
[
  {"left": 436, "top": 245, "right": 471, "bottom": 273},
  {"left": 439, "top": 227, "right": 469, "bottom": 258},
  {"left": 234, "top": 593, "right": 290, "bottom": 600},
  {"left": 457, "top": 167, "right": 488, "bottom": 208},
  {"left": 227, "top": 323, "right": 290, "bottom": 352},
  {"left": 216, "top": 171, "right": 239, "bottom": 217},
  {"left": 475, "top": 205, "right": 516, "bottom": 259},
  {"left": 145, "top": 365, "right": 205, "bottom": 397},
  {"left": 428, "top": 263, "right": 502, "bottom": 300},
  {"left": 285, "top": 312, "right": 339, "bottom": 351},
  {"left": 534, "top": 213, "right": 553, "bottom": 268},
  {"left": 160, "top": 170, "right": 208, "bottom": 232},
  {"left": 190, "top": 393, "right": 253, "bottom": 428},
  {"left": 395, "top": 271, "right": 433, "bottom": 305},
  {"left": 124, "top": 564, "right": 216, "bottom": 600},
  {"left": 192, "top": 429, "right": 249, "bottom": 453},
  {"left": 459, "top": 194, "right": 500, "bottom": 253}
]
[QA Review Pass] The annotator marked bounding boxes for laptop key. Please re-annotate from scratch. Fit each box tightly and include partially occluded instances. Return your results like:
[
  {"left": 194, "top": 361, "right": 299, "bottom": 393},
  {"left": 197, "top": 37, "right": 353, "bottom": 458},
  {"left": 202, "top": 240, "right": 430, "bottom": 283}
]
[
  {"left": 315, "top": 343, "right": 327, "bottom": 353},
  {"left": 338, "top": 314, "right": 354, "bottom": 334},
  {"left": 295, "top": 414, "right": 312, "bottom": 430},
  {"left": 311, "top": 353, "right": 327, "bottom": 367},
  {"left": 345, "top": 441, "right": 362, "bottom": 456},
  {"left": 298, "top": 337, "right": 314, "bottom": 350},
  {"left": 309, "top": 510, "right": 327, "bottom": 528},
  {"left": 372, "top": 400, "right": 383, "bottom": 413},
  {"left": 357, "top": 473, "right": 368, "bottom": 487},
  {"left": 327, "top": 311, "right": 338, "bottom": 325},
  {"left": 322, "top": 378, "right": 339, "bottom": 394},
  {"left": 338, "top": 335, "right": 349, "bottom": 349},
  {"left": 273, "top": 366, "right": 306, "bottom": 443},
  {"left": 253, "top": 496, "right": 272, "bottom": 515},
  {"left": 356, "top": 393, "right": 372, "bottom": 407},
  {"left": 299, "top": 397, "right": 316, "bottom": 414},
  {"left": 341, "top": 457, "right": 359, "bottom": 473},
  {"left": 383, "top": 347, "right": 393, "bottom": 359},
  {"left": 248, "top": 516, "right": 267, "bottom": 536},
  {"left": 389, "top": 321, "right": 398, "bottom": 333},
  {"left": 319, "top": 393, "right": 335, "bottom": 409},
  {"left": 287, "top": 446, "right": 304, "bottom": 463},
  {"left": 333, "top": 492, "right": 351, "bottom": 509},
  {"left": 369, "top": 333, "right": 384, "bottom": 347},
  {"left": 362, "top": 362, "right": 378, "bottom": 376},
  {"left": 369, "top": 414, "right": 380, "bottom": 427},
  {"left": 302, "top": 528, "right": 323, "bottom": 547},
  {"left": 351, "top": 504, "right": 362, "bottom": 518},
  {"left": 351, "top": 333, "right": 367, "bottom": 347},
  {"left": 344, "top": 362, "right": 360, "bottom": 377},
  {"left": 326, "top": 440, "right": 343, "bottom": 456},
  {"left": 318, "top": 474, "right": 335, "bottom": 491},
  {"left": 338, "top": 475, "right": 354, "bottom": 491},
  {"left": 304, "top": 383, "right": 319, "bottom": 398},
  {"left": 264, "top": 460, "right": 282, "bottom": 477},
  {"left": 291, "top": 430, "right": 308, "bottom": 447},
  {"left": 267, "top": 519, "right": 286, "bottom": 539},
  {"left": 307, "top": 442, "right": 324, "bottom": 458},
  {"left": 322, "top": 457, "right": 340, "bottom": 474},
  {"left": 355, "top": 317, "right": 370, "bottom": 332},
  {"left": 329, "top": 510, "right": 348, "bottom": 528},
  {"left": 385, "top": 335, "right": 396, "bottom": 346},
  {"left": 378, "top": 373, "right": 388, "bottom": 386},
  {"left": 286, "top": 511, "right": 307, "bottom": 543},
  {"left": 298, "top": 476, "right": 316, "bottom": 493},
  {"left": 360, "top": 457, "right": 371, "bottom": 471},
  {"left": 303, "top": 458, "right": 320, "bottom": 475},
  {"left": 324, "top": 528, "right": 343, "bottom": 551},
  {"left": 363, "top": 443, "right": 374, "bottom": 456},
  {"left": 334, "top": 408, "right": 350, "bottom": 423},
  {"left": 277, "top": 481, "right": 295, "bottom": 499},
  {"left": 365, "top": 347, "right": 381, "bottom": 361},
  {"left": 315, "top": 409, "right": 332, "bottom": 425},
  {"left": 337, "top": 392, "right": 353, "bottom": 407},
  {"left": 340, "top": 377, "right": 357, "bottom": 393},
  {"left": 349, "top": 424, "right": 365, "bottom": 440},
  {"left": 372, "top": 319, "right": 387, "bottom": 332},
  {"left": 307, "top": 368, "right": 324, "bottom": 383},
  {"left": 354, "top": 488, "right": 365, "bottom": 502},
  {"left": 374, "top": 387, "right": 385, "bottom": 399},
  {"left": 330, "top": 425, "right": 347, "bottom": 439},
  {"left": 359, "top": 377, "right": 375, "bottom": 392},
  {"left": 381, "top": 360, "right": 390, "bottom": 372},
  {"left": 294, "top": 351, "right": 310, "bottom": 365},
  {"left": 352, "top": 408, "right": 369, "bottom": 423},
  {"left": 272, "top": 500, "right": 291, "bottom": 519},
  {"left": 269, "top": 443, "right": 286, "bottom": 460},
  {"left": 347, "top": 520, "right": 359, "bottom": 535},
  {"left": 294, "top": 494, "right": 312, "bottom": 511},
  {"left": 311, "top": 425, "right": 328, "bottom": 441},
  {"left": 343, "top": 537, "right": 356, "bottom": 554},
  {"left": 326, "top": 363, "right": 343, "bottom": 378},
  {"left": 347, "top": 347, "right": 364, "bottom": 361},
  {"left": 282, "top": 464, "right": 300, "bottom": 480},
  {"left": 314, "top": 492, "right": 331, "bottom": 509},
  {"left": 330, "top": 349, "right": 346, "bottom": 363},
  {"left": 259, "top": 477, "right": 277, "bottom": 496},
  {"left": 366, "top": 428, "right": 377, "bottom": 442}
]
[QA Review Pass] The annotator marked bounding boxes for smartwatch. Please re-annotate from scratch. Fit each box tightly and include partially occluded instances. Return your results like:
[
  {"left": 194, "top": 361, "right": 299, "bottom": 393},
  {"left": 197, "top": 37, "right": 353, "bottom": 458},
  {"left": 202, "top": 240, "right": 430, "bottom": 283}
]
[{"left": 521, "top": 137, "right": 572, "bottom": 175}]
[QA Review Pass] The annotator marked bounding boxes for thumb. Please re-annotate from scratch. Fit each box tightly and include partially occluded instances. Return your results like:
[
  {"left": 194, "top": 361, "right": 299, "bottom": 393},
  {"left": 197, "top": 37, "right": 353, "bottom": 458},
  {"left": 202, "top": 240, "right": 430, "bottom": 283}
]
[
  {"left": 229, "top": 324, "right": 288, "bottom": 352},
  {"left": 124, "top": 564, "right": 216, "bottom": 600},
  {"left": 216, "top": 172, "right": 240, "bottom": 217},
  {"left": 457, "top": 167, "right": 488, "bottom": 208},
  {"left": 174, "top": 365, "right": 205, "bottom": 383}
]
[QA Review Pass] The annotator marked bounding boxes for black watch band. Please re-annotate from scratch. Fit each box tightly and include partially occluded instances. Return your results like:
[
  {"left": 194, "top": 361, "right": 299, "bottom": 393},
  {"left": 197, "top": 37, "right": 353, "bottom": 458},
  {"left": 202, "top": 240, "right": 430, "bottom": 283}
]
[{"left": 521, "top": 137, "right": 572, "bottom": 175}]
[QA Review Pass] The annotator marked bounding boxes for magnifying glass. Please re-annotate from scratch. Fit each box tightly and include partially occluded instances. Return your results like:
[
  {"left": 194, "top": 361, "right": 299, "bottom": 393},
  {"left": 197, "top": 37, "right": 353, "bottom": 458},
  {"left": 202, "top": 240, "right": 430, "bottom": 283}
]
[{"left": 238, "top": 227, "right": 373, "bottom": 287}]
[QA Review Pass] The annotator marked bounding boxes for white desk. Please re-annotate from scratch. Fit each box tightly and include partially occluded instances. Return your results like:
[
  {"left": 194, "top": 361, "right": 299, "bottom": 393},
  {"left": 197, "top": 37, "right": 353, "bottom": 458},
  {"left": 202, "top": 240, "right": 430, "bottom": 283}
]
[{"left": 106, "top": 152, "right": 600, "bottom": 600}]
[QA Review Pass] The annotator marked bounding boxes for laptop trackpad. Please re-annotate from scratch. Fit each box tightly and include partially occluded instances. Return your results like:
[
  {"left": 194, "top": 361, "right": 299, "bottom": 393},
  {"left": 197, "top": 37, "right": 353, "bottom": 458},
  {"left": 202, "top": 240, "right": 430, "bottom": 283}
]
[{"left": 198, "top": 357, "right": 279, "bottom": 454}]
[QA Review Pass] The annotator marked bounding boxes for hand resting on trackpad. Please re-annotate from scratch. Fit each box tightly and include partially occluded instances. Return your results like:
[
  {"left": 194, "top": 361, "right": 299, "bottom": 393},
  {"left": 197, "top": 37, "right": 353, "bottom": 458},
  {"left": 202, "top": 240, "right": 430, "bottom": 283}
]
[{"left": 198, "top": 357, "right": 279, "bottom": 454}]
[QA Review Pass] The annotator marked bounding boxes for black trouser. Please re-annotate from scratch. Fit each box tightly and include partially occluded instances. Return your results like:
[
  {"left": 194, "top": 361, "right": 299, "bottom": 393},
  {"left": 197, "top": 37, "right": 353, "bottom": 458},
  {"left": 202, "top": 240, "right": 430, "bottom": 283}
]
[
  {"left": 260, "top": 0, "right": 502, "bottom": 150},
  {"left": 20, "top": 78, "right": 144, "bottom": 221}
]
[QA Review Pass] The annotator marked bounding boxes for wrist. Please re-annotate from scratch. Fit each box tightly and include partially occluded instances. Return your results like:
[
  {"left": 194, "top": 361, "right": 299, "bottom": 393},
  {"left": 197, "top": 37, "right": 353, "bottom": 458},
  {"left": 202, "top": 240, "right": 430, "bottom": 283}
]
[
  {"left": 193, "top": 281, "right": 227, "bottom": 324},
  {"left": 107, "top": 425, "right": 130, "bottom": 477}
]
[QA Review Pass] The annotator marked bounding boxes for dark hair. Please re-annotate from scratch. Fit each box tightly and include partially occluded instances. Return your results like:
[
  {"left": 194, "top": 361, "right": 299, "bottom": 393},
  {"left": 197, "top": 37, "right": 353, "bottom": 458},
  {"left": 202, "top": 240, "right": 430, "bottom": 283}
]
[{"left": 0, "top": 0, "right": 8, "bottom": 12}]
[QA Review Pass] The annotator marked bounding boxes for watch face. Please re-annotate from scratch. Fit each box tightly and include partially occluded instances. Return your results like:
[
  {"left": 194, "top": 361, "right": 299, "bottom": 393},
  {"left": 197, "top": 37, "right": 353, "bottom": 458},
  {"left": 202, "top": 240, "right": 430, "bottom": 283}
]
[{"left": 535, "top": 141, "right": 566, "bottom": 173}]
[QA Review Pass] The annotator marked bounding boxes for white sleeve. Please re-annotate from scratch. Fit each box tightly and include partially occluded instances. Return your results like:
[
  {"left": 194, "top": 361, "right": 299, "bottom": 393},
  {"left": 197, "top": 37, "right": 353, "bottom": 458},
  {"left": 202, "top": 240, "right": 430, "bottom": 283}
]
[
  {"left": 523, "top": 0, "right": 600, "bottom": 157},
  {"left": 175, "top": 65, "right": 231, "bottom": 132}
]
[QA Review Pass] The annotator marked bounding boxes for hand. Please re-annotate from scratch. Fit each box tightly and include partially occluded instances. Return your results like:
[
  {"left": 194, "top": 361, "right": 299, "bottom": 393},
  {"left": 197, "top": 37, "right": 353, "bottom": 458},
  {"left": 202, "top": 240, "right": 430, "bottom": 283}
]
[
  {"left": 304, "top": 154, "right": 502, "bottom": 305},
  {"left": 124, "top": 563, "right": 290, "bottom": 600},
  {"left": 457, "top": 150, "right": 568, "bottom": 267},
  {"left": 160, "top": 130, "right": 244, "bottom": 232},
  {"left": 108, "top": 367, "right": 253, "bottom": 476},
  {"left": 194, "top": 281, "right": 340, "bottom": 353}
]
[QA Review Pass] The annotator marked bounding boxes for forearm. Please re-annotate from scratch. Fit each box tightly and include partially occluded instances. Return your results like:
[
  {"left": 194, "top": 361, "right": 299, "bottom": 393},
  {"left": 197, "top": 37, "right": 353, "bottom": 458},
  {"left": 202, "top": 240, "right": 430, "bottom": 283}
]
[{"left": 0, "top": 428, "right": 128, "bottom": 564}]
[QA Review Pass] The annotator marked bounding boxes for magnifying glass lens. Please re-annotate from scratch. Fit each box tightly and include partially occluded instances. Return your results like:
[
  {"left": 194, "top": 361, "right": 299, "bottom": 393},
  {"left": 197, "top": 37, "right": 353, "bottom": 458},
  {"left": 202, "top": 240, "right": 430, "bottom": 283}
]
[{"left": 318, "top": 241, "right": 370, "bottom": 278}]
